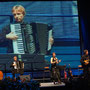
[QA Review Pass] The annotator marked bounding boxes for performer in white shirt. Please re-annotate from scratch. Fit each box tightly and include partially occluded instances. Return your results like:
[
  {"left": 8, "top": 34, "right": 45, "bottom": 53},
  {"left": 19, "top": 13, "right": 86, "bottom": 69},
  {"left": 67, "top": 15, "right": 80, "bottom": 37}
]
[{"left": 50, "top": 52, "right": 61, "bottom": 84}]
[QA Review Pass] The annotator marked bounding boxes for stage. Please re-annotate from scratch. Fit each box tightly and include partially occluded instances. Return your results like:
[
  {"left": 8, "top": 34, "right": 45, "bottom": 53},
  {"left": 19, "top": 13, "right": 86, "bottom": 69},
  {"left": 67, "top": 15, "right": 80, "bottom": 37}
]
[
  {"left": 1, "top": 72, "right": 90, "bottom": 90},
  {"left": 40, "top": 82, "right": 65, "bottom": 87},
  {"left": 40, "top": 81, "right": 66, "bottom": 89}
]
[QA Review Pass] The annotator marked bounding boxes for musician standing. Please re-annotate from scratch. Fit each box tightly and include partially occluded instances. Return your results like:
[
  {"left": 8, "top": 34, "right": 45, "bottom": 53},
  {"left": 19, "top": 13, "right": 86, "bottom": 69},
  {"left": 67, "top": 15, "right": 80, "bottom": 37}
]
[
  {"left": 0, "top": 5, "right": 54, "bottom": 53},
  {"left": 10, "top": 56, "right": 24, "bottom": 79},
  {"left": 80, "top": 49, "right": 90, "bottom": 79},
  {"left": 50, "top": 52, "right": 61, "bottom": 84}
]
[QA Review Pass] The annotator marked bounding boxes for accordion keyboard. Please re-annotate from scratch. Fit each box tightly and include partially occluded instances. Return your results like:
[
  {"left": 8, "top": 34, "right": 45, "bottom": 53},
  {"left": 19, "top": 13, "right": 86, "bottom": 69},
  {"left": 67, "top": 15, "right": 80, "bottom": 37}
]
[{"left": 10, "top": 24, "right": 25, "bottom": 54}]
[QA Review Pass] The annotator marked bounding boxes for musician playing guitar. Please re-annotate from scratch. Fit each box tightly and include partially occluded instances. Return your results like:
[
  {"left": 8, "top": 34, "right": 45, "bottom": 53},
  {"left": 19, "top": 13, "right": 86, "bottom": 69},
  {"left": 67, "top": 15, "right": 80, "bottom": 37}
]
[
  {"left": 50, "top": 52, "right": 61, "bottom": 84},
  {"left": 80, "top": 49, "right": 90, "bottom": 79}
]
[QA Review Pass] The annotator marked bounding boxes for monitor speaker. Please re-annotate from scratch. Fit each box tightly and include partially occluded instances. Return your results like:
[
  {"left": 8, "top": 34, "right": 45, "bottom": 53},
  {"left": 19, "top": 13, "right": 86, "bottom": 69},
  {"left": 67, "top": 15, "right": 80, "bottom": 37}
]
[{"left": 19, "top": 74, "right": 30, "bottom": 82}]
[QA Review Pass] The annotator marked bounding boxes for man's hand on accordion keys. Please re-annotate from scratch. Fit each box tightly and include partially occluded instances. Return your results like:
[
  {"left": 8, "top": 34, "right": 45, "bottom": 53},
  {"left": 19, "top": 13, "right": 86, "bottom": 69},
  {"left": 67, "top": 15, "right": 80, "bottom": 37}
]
[{"left": 6, "top": 32, "right": 18, "bottom": 40}]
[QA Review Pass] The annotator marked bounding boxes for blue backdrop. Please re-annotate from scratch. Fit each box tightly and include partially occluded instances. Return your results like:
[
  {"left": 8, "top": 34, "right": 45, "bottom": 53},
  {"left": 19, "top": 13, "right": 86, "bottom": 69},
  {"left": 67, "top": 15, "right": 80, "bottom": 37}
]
[{"left": 0, "top": 1, "right": 81, "bottom": 68}]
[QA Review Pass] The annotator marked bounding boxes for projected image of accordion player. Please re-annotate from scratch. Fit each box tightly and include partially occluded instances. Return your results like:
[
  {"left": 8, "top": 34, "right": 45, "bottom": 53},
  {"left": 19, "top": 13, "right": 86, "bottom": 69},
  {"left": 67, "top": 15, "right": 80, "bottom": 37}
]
[
  {"left": 0, "top": 5, "right": 54, "bottom": 54},
  {"left": 10, "top": 56, "right": 24, "bottom": 79}
]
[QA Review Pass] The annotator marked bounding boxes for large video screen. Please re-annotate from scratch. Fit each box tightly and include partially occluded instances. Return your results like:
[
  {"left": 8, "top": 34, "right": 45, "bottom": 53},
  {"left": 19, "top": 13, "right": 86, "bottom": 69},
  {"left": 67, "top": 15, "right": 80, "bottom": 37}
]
[
  {"left": 0, "top": 1, "right": 81, "bottom": 69},
  {"left": 0, "top": 1, "right": 80, "bottom": 55}
]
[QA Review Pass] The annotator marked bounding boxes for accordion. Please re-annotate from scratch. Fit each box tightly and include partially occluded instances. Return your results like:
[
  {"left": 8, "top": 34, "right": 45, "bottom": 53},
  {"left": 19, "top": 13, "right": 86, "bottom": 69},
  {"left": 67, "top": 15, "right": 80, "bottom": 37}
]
[
  {"left": 13, "top": 61, "right": 24, "bottom": 70},
  {"left": 10, "top": 22, "right": 53, "bottom": 54}
]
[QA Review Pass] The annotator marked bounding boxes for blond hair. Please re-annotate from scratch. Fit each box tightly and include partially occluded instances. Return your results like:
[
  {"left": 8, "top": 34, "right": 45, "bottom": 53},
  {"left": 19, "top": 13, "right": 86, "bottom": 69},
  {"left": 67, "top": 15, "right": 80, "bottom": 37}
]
[{"left": 12, "top": 5, "right": 26, "bottom": 15}]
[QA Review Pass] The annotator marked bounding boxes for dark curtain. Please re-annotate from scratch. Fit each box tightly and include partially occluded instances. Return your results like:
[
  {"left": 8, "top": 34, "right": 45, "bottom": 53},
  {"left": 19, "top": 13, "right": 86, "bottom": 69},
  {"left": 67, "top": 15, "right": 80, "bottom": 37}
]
[{"left": 78, "top": 0, "right": 90, "bottom": 54}]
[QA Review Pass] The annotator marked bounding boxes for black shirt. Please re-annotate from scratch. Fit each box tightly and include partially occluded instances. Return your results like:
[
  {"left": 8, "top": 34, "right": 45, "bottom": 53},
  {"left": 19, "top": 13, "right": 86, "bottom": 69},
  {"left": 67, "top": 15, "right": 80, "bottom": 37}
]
[{"left": 80, "top": 54, "right": 89, "bottom": 67}]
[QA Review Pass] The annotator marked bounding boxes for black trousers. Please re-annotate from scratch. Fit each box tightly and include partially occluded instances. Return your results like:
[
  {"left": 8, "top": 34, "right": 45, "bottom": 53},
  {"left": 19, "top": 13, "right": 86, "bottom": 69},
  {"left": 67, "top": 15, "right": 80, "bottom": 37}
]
[
  {"left": 51, "top": 65, "right": 61, "bottom": 82},
  {"left": 12, "top": 69, "right": 24, "bottom": 78}
]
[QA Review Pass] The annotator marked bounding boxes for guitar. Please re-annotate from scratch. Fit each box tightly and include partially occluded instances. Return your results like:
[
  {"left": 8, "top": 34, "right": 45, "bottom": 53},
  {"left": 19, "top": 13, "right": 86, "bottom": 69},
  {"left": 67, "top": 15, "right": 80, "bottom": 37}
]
[
  {"left": 68, "top": 64, "right": 73, "bottom": 78},
  {"left": 84, "top": 59, "right": 90, "bottom": 65},
  {"left": 55, "top": 58, "right": 61, "bottom": 64},
  {"left": 51, "top": 57, "right": 61, "bottom": 63},
  {"left": 64, "top": 69, "right": 67, "bottom": 79}
]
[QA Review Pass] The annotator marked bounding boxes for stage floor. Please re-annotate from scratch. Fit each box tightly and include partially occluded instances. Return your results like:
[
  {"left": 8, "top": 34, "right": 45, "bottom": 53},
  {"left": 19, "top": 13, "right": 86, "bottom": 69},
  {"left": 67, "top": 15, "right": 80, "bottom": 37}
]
[{"left": 40, "top": 82, "right": 65, "bottom": 88}]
